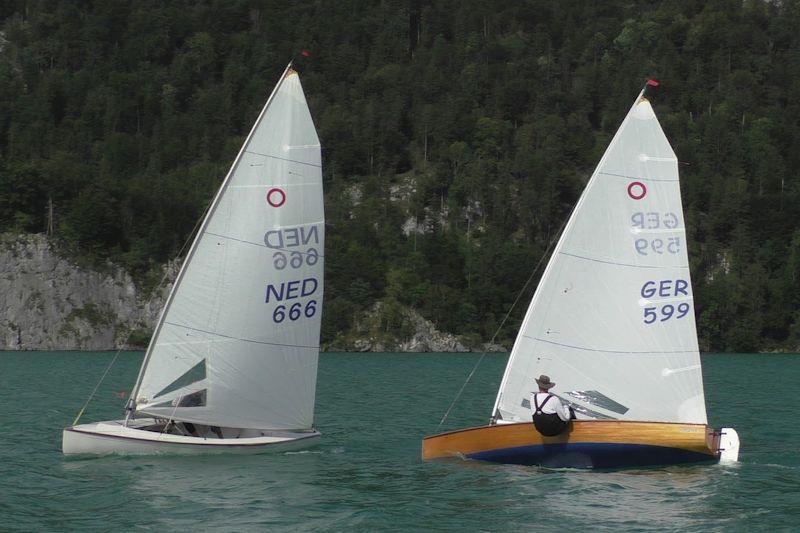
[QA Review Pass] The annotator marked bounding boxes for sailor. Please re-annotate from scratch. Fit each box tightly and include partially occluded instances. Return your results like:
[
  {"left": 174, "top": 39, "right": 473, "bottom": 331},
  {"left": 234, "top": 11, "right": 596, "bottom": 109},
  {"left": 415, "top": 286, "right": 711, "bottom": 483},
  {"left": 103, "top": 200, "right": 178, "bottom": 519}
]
[{"left": 531, "top": 374, "right": 574, "bottom": 436}]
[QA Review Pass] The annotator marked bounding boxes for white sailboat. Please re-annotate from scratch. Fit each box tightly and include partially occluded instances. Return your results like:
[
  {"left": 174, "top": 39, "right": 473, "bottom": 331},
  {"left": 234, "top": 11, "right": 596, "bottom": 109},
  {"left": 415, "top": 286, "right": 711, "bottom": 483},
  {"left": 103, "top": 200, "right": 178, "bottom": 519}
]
[
  {"left": 63, "top": 64, "right": 325, "bottom": 455},
  {"left": 423, "top": 84, "right": 740, "bottom": 468}
]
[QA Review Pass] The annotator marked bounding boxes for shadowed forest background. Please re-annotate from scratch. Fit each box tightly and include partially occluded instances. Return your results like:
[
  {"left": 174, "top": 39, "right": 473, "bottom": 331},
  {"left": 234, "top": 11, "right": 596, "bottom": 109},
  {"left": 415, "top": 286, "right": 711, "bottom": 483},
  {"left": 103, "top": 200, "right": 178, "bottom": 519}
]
[{"left": 2, "top": 0, "right": 800, "bottom": 351}]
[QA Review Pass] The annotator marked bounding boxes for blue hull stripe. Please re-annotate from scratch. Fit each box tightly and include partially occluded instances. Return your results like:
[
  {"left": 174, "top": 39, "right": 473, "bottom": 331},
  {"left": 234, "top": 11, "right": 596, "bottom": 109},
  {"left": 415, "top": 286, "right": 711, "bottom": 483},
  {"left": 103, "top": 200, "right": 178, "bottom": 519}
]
[{"left": 467, "top": 442, "right": 716, "bottom": 469}]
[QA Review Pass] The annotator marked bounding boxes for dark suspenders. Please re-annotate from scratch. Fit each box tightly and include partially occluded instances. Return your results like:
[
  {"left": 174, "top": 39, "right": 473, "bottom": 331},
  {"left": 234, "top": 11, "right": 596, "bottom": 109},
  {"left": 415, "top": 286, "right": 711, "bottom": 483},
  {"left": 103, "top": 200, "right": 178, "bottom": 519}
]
[
  {"left": 533, "top": 393, "right": 553, "bottom": 414},
  {"left": 532, "top": 393, "right": 568, "bottom": 436}
]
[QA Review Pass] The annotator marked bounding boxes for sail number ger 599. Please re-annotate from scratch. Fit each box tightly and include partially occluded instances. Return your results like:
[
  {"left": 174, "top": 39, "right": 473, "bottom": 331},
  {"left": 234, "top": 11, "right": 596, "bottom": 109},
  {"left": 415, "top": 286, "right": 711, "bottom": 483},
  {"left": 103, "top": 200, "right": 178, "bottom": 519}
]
[{"left": 641, "top": 279, "right": 691, "bottom": 325}]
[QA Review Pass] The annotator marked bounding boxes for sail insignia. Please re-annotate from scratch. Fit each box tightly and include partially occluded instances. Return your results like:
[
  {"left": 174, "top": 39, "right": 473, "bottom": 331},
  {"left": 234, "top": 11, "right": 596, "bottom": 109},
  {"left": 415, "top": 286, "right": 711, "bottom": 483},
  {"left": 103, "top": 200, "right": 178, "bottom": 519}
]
[
  {"left": 520, "top": 394, "right": 619, "bottom": 420},
  {"left": 563, "top": 400, "right": 616, "bottom": 420},
  {"left": 148, "top": 389, "right": 207, "bottom": 409},
  {"left": 565, "top": 390, "right": 629, "bottom": 415},
  {"left": 152, "top": 359, "right": 207, "bottom": 399}
]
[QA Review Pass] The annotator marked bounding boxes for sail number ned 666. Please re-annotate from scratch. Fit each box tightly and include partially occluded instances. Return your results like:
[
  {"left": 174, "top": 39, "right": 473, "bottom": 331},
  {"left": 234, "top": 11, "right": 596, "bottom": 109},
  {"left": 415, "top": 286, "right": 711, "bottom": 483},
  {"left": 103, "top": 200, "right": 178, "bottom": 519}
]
[
  {"left": 273, "top": 301, "right": 317, "bottom": 323},
  {"left": 265, "top": 277, "right": 320, "bottom": 323}
]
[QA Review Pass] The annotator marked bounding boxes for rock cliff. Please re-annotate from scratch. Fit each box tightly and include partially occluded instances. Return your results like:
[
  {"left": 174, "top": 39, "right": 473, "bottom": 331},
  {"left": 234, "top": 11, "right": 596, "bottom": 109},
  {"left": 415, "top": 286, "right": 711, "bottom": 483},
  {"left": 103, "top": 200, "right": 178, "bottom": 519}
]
[
  {"left": 1, "top": 234, "right": 503, "bottom": 352},
  {"left": 0, "top": 234, "right": 172, "bottom": 350},
  {"left": 344, "top": 301, "right": 506, "bottom": 353}
]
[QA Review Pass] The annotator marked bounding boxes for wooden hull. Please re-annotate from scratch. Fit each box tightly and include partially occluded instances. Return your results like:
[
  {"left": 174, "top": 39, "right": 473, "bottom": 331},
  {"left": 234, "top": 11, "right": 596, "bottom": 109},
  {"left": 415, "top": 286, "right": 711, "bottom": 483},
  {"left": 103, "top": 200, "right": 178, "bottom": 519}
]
[
  {"left": 63, "top": 419, "right": 321, "bottom": 456},
  {"left": 422, "top": 420, "right": 723, "bottom": 469}
]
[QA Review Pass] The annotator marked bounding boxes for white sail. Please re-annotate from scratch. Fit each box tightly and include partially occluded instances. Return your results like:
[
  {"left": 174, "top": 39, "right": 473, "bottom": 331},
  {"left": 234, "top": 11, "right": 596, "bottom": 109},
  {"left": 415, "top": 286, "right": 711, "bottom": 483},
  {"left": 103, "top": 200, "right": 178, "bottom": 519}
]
[
  {"left": 131, "top": 67, "right": 324, "bottom": 430},
  {"left": 493, "top": 93, "right": 707, "bottom": 425}
]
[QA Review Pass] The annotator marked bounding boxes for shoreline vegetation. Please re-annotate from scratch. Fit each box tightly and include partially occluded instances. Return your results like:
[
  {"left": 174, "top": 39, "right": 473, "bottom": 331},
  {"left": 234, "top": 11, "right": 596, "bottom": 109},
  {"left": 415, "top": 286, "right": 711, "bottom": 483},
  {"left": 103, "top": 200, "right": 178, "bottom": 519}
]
[{"left": 2, "top": 2, "right": 800, "bottom": 353}]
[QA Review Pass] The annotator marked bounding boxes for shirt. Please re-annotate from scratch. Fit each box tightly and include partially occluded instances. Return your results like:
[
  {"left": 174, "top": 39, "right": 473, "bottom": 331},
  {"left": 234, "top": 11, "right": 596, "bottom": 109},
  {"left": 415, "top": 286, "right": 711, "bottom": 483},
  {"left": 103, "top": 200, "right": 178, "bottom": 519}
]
[{"left": 531, "top": 392, "right": 571, "bottom": 422}]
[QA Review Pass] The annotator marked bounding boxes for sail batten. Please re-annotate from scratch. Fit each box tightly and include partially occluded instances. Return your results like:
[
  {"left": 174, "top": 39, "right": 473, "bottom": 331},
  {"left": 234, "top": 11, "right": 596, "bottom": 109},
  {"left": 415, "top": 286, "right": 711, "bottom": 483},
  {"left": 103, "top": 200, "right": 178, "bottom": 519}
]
[
  {"left": 204, "top": 231, "right": 326, "bottom": 254},
  {"left": 599, "top": 171, "right": 679, "bottom": 182},
  {"left": 557, "top": 251, "right": 685, "bottom": 269},
  {"left": 527, "top": 336, "right": 698, "bottom": 355},
  {"left": 162, "top": 321, "right": 320, "bottom": 349},
  {"left": 244, "top": 151, "right": 322, "bottom": 167}
]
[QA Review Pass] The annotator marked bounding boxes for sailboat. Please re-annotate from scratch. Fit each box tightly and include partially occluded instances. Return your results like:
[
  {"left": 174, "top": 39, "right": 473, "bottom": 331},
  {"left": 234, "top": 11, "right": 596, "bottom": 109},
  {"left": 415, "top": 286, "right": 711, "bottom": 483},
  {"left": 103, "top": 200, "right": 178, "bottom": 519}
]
[
  {"left": 422, "top": 84, "right": 740, "bottom": 469},
  {"left": 63, "top": 64, "right": 325, "bottom": 455}
]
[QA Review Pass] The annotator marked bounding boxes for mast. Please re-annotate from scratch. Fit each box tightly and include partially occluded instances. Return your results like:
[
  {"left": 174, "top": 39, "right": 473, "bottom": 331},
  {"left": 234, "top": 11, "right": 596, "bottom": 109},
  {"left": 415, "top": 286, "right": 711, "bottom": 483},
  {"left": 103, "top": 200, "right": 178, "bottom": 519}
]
[{"left": 125, "top": 62, "right": 295, "bottom": 424}]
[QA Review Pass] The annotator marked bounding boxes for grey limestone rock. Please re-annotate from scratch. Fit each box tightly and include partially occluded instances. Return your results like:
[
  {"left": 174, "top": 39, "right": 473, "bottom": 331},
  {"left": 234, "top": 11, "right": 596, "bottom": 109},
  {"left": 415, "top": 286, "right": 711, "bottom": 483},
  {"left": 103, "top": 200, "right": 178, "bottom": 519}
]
[{"left": 0, "top": 234, "right": 173, "bottom": 350}]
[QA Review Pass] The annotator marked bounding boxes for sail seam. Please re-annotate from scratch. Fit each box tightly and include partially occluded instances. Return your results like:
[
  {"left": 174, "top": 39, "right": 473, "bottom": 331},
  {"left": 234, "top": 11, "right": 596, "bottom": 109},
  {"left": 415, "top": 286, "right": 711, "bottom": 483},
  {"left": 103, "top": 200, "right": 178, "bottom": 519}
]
[
  {"left": 245, "top": 150, "right": 321, "bottom": 168},
  {"left": 559, "top": 251, "right": 688, "bottom": 269},
  {"left": 205, "top": 231, "right": 326, "bottom": 256},
  {"left": 528, "top": 336, "right": 697, "bottom": 354},
  {"left": 164, "top": 321, "right": 320, "bottom": 349},
  {"left": 599, "top": 171, "right": 678, "bottom": 182},
  {"left": 228, "top": 183, "right": 320, "bottom": 189}
]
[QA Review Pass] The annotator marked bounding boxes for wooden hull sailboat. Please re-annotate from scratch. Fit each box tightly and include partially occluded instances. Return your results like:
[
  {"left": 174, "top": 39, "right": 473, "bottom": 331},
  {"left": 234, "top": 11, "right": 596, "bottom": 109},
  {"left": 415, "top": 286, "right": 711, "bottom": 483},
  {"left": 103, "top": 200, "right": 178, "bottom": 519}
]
[
  {"left": 423, "top": 421, "right": 738, "bottom": 468},
  {"left": 423, "top": 83, "right": 740, "bottom": 469},
  {"left": 63, "top": 63, "right": 325, "bottom": 456}
]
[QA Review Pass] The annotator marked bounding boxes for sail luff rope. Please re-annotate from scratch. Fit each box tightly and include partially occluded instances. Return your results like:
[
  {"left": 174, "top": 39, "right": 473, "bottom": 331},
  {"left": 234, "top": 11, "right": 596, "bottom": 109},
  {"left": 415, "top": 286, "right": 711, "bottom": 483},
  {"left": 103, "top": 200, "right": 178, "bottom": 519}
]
[
  {"left": 435, "top": 209, "right": 574, "bottom": 431},
  {"left": 71, "top": 204, "right": 210, "bottom": 427}
]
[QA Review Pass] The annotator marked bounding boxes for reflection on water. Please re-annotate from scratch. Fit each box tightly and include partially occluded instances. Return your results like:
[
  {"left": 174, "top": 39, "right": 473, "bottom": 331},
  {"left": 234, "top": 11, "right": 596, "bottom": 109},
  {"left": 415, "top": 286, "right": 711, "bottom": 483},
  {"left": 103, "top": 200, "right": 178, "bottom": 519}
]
[{"left": 2, "top": 352, "right": 799, "bottom": 530}]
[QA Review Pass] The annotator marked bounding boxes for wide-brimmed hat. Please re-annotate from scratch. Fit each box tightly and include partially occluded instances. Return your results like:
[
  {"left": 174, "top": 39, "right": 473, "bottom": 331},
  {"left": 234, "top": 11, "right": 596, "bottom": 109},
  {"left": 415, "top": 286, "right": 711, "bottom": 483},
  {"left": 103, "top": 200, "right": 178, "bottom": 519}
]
[{"left": 535, "top": 374, "right": 555, "bottom": 389}]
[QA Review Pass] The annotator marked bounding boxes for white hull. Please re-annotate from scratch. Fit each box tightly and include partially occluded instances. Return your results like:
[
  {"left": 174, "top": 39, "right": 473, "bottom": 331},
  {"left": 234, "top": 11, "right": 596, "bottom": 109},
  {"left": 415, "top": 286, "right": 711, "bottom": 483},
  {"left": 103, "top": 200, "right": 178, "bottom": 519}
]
[{"left": 62, "top": 419, "right": 321, "bottom": 456}]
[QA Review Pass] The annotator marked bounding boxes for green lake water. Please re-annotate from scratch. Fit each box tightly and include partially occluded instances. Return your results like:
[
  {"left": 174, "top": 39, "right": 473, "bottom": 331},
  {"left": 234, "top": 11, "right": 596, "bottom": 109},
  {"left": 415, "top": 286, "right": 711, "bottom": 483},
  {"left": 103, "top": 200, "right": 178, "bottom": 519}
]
[{"left": 0, "top": 352, "right": 797, "bottom": 531}]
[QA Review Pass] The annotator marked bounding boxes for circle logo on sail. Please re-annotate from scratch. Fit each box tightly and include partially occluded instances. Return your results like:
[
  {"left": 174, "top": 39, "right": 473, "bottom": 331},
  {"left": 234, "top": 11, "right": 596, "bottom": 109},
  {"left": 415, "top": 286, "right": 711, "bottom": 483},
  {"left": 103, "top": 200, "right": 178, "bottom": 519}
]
[
  {"left": 627, "top": 181, "right": 647, "bottom": 200},
  {"left": 266, "top": 187, "right": 286, "bottom": 207}
]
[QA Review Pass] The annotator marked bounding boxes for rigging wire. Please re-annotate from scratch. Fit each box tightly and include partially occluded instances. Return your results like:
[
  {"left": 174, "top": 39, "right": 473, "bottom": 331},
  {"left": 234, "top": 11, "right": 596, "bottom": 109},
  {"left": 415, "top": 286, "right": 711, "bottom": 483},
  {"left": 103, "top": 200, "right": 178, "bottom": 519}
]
[
  {"left": 70, "top": 202, "right": 211, "bottom": 427},
  {"left": 435, "top": 208, "right": 574, "bottom": 432}
]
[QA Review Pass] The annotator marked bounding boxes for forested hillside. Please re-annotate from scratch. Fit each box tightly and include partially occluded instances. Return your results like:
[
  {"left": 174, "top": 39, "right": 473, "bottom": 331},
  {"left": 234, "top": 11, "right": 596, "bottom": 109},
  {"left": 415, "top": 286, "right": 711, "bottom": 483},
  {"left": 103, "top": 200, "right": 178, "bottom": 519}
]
[{"left": 2, "top": 0, "right": 800, "bottom": 351}]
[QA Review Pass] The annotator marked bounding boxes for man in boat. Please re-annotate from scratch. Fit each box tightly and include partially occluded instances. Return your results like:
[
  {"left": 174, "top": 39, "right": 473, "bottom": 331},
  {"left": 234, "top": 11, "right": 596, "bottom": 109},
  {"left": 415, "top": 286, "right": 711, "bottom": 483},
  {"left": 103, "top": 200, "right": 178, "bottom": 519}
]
[
  {"left": 531, "top": 375, "right": 574, "bottom": 436},
  {"left": 171, "top": 391, "right": 224, "bottom": 438}
]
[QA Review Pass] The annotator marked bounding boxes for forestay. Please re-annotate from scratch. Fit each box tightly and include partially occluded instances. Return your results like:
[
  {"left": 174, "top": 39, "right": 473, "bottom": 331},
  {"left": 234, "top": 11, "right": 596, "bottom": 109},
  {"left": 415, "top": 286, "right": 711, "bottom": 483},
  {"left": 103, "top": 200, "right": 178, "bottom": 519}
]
[
  {"left": 131, "top": 67, "right": 324, "bottom": 430},
  {"left": 493, "top": 94, "right": 707, "bottom": 425}
]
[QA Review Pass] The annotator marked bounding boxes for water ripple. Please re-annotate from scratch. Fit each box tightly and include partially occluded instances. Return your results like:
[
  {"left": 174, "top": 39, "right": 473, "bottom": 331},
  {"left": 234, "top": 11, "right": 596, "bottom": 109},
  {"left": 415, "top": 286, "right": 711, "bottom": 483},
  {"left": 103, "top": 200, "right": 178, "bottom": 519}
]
[{"left": 1, "top": 352, "right": 799, "bottom": 530}]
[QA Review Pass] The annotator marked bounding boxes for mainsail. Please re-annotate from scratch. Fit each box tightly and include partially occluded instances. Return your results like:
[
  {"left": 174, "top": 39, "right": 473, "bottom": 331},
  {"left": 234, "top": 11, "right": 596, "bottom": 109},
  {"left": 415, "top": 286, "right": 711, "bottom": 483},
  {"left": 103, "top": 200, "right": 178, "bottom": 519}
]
[
  {"left": 493, "top": 93, "right": 706, "bottom": 425},
  {"left": 130, "top": 66, "right": 324, "bottom": 430}
]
